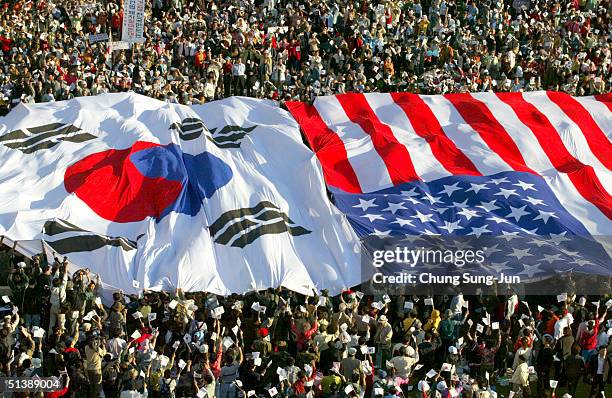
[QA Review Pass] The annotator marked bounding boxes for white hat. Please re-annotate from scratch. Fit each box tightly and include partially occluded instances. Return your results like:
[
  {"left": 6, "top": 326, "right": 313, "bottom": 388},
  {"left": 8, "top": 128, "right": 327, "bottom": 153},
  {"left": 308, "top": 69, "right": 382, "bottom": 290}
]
[
  {"left": 562, "top": 394, "right": 572, "bottom": 398},
  {"left": 436, "top": 381, "right": 447, "bottom": 391},
  {"left": 378, "top": 315, "right": 388, "bottom": 323},
  {"left": 417, "top": 380, "right": 430, "bottom": 392},
  {"left": 17, "top": 262, "right": 26, "bottom": 268},
  {"left": 17, "top": 352, "right": 29, "bottom": 366},
  {"left": 448, "top": 346, "right": 458, "bottom": 355},
  {"left": 348, "top": 347, "right": 357, "bottom": 356}
]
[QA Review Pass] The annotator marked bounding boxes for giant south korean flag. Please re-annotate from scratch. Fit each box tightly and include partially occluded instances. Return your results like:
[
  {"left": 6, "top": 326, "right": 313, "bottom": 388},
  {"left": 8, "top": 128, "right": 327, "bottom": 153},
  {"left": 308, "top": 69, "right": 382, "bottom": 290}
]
[
  {"left": 0, "top": 93, "right": 360, "bottom": 295},
  {"left": 287, "top": 92, "right": 612, "bottom": 289}
]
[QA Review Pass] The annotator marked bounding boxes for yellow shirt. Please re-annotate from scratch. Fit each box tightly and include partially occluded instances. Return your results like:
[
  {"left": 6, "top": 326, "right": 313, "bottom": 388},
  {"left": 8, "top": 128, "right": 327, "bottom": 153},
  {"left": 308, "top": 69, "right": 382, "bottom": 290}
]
[{"left": 320, "top": 375, "right": 342, "bottom": 393}]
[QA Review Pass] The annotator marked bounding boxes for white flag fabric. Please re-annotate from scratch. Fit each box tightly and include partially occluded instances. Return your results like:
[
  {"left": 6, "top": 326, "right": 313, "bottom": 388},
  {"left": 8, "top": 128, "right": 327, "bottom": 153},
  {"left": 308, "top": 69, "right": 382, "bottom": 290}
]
[{"left": 0, "top": 93, "right": 361, "bottom": 295}]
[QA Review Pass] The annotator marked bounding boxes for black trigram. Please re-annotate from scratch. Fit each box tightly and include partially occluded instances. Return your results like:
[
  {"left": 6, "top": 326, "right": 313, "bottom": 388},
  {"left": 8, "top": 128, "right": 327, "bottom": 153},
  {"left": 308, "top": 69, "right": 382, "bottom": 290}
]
[
  {"left": 42, "top": 219, "right": 136, "bottom": 254},
  {"left": 170, "top": 118, "right": 256, "bottom": 148},
  {"left": 209, "top": 201, "right": 311, "bottom": 248},
  {"left": 0, "top": 123, "right": 96, "bottom": 154}
]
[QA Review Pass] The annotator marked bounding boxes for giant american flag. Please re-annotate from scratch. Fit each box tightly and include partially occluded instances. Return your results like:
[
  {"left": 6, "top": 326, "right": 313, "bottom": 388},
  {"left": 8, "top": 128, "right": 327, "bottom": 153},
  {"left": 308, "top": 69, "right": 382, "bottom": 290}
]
[{"left": 286, "top": 92, "right": 612, "bottom": 287}]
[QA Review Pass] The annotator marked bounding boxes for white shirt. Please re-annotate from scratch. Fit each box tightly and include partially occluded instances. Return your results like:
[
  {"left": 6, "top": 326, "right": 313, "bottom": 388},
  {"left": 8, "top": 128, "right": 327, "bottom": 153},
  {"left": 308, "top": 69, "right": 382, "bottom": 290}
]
[
  {"left": 450, "top": 294, "right": 468, "bottom": 316},
  {"left": 554, "top": 314, "right": 573, "bottom": 340},
  {"left": 596, "top": 331, "right": 609, "bottom": 348},
  {"left": 120, "top": 390, "right": 147, "bottom": 398},
  {"left": 597, "top": 355, "right": 605, "bottom": 374},
  {"left": 232, "top": 63, "right": 245, "bottom": 76},
  {"left": 107, "top": 337, "right": 127, "bottom": 358}
]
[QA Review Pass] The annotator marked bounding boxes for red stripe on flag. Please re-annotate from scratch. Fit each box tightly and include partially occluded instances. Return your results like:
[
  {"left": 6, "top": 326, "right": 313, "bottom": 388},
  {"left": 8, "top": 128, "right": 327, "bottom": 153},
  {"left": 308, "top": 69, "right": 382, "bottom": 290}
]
[
  {"left": 285, "top": 101, "right": 362, "bottom": 193},
  {"left": 497, "top": 93, "right": 612, "bottom": 219},
  {"left": 335, "top": 93, "right": 419, "bottom": 185},
  {"left": 594, "top": 93, "right": 612, "bottom": 112},
  {"left": 445, "top": 93, "right": 537, "bottom": 174},
  {"left": 547, "top": 91, "right": 611, "bottom": 170},
  {"left": 390, "top": 92, "right": 482, "bottom": 176}
]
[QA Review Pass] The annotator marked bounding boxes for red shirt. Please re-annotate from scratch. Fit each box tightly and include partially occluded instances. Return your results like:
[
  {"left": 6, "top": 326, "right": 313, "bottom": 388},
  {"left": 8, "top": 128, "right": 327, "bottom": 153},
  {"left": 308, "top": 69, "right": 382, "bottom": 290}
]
[
  {"left": 544, "top": 315, "right": 559, "bottom": 335},
  {"left": 580, "top": 319, "right": 600, "bottom": 350},
  {"left": 112, "top": 11, "right": 123, "bottom": 30},
  {"left": 291, "top": 320, "right": 318, "bottom": 351},
  {"left": 0, "top": 36, "right": 12, "bottom": 53},
  {"left": 64, "top": 74, "right": 77, "bottom": 86},
  {"left": 514, "top": 336, "right": 533, "bottom": 352},
  {"left": 44, "top": 386, "right": 68, "bottom": 398},
  {"left": 211, "top": 340, "right": 223, "bottom": 378},
  {"left": 288, "top": 44, "right": 301, "bottom": 60},
  {"left": 194, "top": 51, "right": 206, "bottom": 68}
]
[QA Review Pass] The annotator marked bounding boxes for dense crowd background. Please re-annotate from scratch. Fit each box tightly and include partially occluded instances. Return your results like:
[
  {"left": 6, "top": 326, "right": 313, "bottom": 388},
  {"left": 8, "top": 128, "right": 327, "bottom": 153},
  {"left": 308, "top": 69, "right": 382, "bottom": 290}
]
[
  {"left": 0, "top": 251, "right": 609, "bottom": 397},
  {"left": 0, "top": 0, "right": 611, "bottom": 115}
]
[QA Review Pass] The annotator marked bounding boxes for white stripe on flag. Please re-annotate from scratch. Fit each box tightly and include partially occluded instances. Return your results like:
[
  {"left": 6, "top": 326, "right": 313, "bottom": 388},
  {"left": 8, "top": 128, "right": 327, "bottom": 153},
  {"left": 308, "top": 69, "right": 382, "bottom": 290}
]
[
  {"left": 314, "top": 96, "right": 393, "bottom": 192},
  {"left": 472, "top": 92, "right": 611, "bottom": 235},
  {"left": 418, "top": 95, "right": 513, "bottom": 175},
  {"left": 546, "top": 172, "right": 612, "bottom": 235},
  {"left": 522, "top": 92, "right": 612, "bottom": 195},
  {"left": 363, "top": 93, "right": 451, "bottom": 182},
  {"left": 471, "top": 92, "right": 555, "bottom": 172},
  {"left": 573, "top": 96, "right": 612, "bottom": 144}
]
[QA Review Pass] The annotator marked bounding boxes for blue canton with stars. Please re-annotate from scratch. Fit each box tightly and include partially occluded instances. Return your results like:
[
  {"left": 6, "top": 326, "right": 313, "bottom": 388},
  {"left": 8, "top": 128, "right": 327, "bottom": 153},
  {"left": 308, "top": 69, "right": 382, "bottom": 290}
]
[{"left": 332, "top": 171, "right": 611, "bottom": 286}]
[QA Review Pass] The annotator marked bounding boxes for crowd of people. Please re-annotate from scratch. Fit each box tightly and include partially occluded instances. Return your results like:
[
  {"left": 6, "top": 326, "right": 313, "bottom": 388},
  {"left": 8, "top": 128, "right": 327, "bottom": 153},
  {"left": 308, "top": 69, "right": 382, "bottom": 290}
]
[
  {"left": 0, "top": 0, "right": 611, "bottom": 114},
  {"left": 0, "top": 253, "right": 609, "bottom": 397}
]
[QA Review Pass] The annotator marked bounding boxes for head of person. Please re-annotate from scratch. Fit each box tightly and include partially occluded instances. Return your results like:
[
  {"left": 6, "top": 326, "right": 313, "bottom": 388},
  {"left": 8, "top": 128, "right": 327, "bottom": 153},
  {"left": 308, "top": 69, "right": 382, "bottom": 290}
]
[
  {"left": 587, "top": 320, "right": 595, "bottom": 332},
  {"left": 598, "top": 346, "right": 607, "bottom": 358},
  {"left": 521, "top": 336, "right": 529, "bottom": 348}
]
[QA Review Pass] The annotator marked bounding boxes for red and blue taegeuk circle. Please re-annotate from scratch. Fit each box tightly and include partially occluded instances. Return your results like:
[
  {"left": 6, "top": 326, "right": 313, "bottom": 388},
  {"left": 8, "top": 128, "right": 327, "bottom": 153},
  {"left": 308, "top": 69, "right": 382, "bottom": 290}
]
[{"left": 64, "top": 141, "right": 233, "bottom": 223}]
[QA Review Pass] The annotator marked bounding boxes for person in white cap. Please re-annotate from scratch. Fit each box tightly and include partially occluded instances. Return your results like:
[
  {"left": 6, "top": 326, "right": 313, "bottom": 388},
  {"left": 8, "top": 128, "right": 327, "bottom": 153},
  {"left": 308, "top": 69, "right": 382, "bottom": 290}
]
[
  {"left": 417, "top": 380, "right": 430, "bottom": 397},
  {"left": 341, "top": 346, "right": 360, "bottom": 379},
  {"left": 375, "top": 315, "right": 393, "bottom": 368},
  {"left": 389, "top": 345, "right": 418, "bottom": 383},
  {"left": 436, "top": 380, "right": 447, "bottom": 392}
]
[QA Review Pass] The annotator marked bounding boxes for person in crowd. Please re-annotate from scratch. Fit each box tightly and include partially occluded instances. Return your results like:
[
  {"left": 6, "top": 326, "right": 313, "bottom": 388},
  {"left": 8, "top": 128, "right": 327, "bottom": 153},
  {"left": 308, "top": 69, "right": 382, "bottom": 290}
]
[
  {"left": 588, "top": 345, "right": 611, "bottom": 398},
  {"left": 510, "top": 354, "right": 531, "bottom": 398}
]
